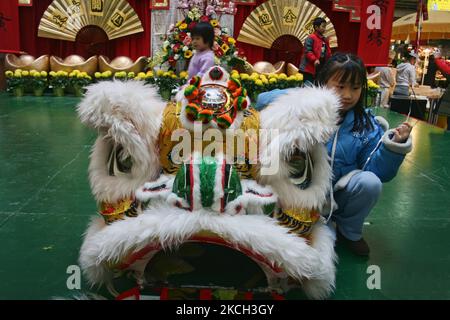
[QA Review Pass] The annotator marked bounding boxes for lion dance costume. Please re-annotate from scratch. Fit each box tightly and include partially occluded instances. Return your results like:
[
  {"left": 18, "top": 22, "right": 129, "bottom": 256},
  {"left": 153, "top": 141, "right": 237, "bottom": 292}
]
[{"left": 77, "top": 66, "right": 340, "bottom": 299}]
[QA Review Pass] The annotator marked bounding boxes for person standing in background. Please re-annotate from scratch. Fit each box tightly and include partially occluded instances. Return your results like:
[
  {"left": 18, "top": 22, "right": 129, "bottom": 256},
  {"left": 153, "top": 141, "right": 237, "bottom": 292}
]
[
  {"left": 434, "top": 49, "right": 450, "bottom": 78},
  {"left": 394, "top": 52, "right": 419, "bottom": 96},
  {"left": 375, "top": 63, "right": 395, "bottom": 108},
  {"left": 299, "top": 17, "right": 331, "bottom": 85}
]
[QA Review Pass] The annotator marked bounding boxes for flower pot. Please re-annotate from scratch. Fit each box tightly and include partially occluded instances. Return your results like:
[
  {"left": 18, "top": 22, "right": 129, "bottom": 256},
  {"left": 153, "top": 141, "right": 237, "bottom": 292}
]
[
  {"left": 73, "top": 86, "right": 84, "bottom": 97},
  {"left": 160, "top": 89, "right": 172, "bottom": 101},
  {"left": 13, "top": 87, "right": 25, "bottom": 97},
  {"left": 53, "top": 87, "right": 65, "bottom": 97},
  {"left": 34, "top": 88, "right": 45, "bottom": 97}
]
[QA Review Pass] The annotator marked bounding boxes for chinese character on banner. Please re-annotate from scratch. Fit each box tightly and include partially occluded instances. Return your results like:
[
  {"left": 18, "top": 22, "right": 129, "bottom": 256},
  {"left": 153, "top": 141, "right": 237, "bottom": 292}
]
[
  {"left": 90, "top": 0, "right": 104, "bottom": 16},
  {"left": 283, "top": 7, "right": 298, "bottom": 26},
  {"left": 150, "top": 0, "right": 170, "bottom": 10},
  {"left": 258, "top": 10, "right": 273, "bottom": 29},
  {"left": 357, "top": 0, "right": 395, "bottom": 66}
]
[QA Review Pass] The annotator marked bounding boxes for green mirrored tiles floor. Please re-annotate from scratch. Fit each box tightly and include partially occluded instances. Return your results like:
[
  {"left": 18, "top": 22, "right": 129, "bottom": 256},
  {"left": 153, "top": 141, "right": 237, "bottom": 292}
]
[{"left": 0, "top": 93, "right": 449, "bottom": 299}]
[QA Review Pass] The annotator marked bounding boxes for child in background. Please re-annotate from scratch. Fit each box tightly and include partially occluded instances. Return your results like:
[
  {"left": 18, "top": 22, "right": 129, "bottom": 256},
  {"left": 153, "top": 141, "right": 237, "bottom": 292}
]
[
  {"left": 257, "top": 53, "right": 413, "bottom": 256},
  {"left": 187, "top": 22, "right": 216, "bottom": 79}
]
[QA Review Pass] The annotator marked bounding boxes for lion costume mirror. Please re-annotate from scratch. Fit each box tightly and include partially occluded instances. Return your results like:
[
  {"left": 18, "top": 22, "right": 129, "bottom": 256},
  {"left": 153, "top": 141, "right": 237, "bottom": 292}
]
[{"left": 77, "top": 66, "right": 340, "bottom": 300}]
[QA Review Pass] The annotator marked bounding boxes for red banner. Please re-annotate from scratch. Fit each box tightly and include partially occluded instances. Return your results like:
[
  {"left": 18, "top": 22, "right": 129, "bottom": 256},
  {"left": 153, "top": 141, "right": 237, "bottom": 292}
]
[
  {"left": 0, "top": 0, "right": 20, "bottom": 53},
  {"left": 357, "top": 0, "right": 395, "bottom": 66}
]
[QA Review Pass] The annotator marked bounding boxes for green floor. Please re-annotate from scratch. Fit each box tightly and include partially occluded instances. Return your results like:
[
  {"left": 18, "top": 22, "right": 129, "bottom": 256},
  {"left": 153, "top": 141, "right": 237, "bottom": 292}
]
[{"left": 0, "top": 93, "right": 449, "bottom": 300}]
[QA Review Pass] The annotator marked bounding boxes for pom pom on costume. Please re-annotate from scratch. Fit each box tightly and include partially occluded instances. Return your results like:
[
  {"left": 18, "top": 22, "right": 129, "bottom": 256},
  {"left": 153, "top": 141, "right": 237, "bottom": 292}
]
[
  {"left": 234, "top": 96, "right": 248, "bottom": 111},
  {"left": 184, "top": 85, "right": 199, "bottom": 100}
]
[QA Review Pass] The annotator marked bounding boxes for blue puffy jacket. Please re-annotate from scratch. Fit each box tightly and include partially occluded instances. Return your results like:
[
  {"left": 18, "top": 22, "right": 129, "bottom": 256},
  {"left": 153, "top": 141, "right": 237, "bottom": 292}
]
[{"left": 256, "top": 89, "right": 412, "bottom": 184}]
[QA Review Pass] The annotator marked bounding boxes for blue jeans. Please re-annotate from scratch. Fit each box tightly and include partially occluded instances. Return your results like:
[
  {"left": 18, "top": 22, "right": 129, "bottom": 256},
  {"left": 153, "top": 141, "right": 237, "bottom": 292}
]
[
  {"left": 333, "top": 171, "right": 382, "bottom": 241},
  {"left": 393, "top": 85, "right": 410, "bottom": 96}
]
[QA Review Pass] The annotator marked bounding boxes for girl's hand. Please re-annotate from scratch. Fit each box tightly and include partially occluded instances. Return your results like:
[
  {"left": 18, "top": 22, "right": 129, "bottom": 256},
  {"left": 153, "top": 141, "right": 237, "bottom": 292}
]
[{"left": 392, "top": 122, "right": 412, "bottom": 143}]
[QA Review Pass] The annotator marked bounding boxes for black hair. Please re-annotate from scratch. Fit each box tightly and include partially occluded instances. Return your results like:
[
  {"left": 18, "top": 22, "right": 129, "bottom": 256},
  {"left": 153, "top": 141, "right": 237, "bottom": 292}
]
[
  {"left": 191, "top": 22, "right": 215, "bottom": 49},
  {"left": 313, "top": 17, "right": 326, "bottom": 29},
  {"left": 316, "top": 52, "right": 373, "bottom": 133}
]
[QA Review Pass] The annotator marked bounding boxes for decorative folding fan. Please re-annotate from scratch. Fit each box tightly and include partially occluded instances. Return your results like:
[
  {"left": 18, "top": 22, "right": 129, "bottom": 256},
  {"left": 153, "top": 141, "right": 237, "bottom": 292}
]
[
  {"left": 237, "top": 0, "right": 338, "bottom": 49},
  {"left": 38, "top": 0, "right": 144, "bottom": 41}
]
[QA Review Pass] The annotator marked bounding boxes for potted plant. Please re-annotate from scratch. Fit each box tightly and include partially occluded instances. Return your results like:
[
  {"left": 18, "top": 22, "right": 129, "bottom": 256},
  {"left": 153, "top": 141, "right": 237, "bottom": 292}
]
[
  {"left": 49, "top": 71, "right": 69, "bottom": 97},
  {"left": 367, "top": 79, "right": 380, "bottom": 107},
  {"left": 5, "top": 70, "right": 26, "bottom": 97},
  {"left": 30, "top": 70, "right": 48, "bottom": 96},
  {"left": 69, "top": 70, "right": 92, "bottom": 97},
  {"left": 155, "top": 70, "right": 183, "bottom": 101}
]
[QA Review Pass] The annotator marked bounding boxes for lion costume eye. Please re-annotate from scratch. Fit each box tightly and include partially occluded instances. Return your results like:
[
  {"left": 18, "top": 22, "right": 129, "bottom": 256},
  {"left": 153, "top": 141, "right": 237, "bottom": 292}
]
[
  {"left": 288, "top": 149, "right": 314, "bottom": 190},
  {"left": 108, "top": 144, "right": 132, "bottom": 176}
]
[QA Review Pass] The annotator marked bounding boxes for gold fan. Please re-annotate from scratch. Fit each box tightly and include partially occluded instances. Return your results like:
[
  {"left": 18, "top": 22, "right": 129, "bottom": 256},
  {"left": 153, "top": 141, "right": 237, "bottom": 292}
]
[
  {"left": 237, "top": 0, "right": 338, "bottom": 49},
  {"left": 38, "top": 0, "right": 144, "bottom": 41}
]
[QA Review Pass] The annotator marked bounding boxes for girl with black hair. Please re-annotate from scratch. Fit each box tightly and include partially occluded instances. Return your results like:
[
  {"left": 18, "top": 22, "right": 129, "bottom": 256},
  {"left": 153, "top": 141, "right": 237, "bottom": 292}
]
[
  {"left": 256, "top": 53, "right": 413, "bottom": 256},
  {"left": 187, "top": 22, "right": 216, "bottom": 79}
]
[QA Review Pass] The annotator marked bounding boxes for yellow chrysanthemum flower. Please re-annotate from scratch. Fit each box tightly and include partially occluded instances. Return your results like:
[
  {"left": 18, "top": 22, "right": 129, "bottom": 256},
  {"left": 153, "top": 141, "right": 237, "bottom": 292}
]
[
  {"left": 41, "top": 71, "right": 47, "bottom": 77},
  {"left": 179, "top": 71, "right": 188, "bottom": 79},
  {"left": 278, "top": 73, "right": 287, "bottom": 80},
  {"left": 138, "top": 72, "right": 146, "bottom": 78},
  {"left": 240, "top": 73, "right": 250, "bottom": 80},
  {"left": 255, "top": 79, "right": 263, "bottom": 86},
  {"left": 95, "top": 72, "right": 102, "bottom": 78},
  {"left": 295, "top": 73, "right": 304, "bottom": 81},
  {"left": 21, "top": 70, "right": 29, "bottom": 76},
  {"left": 184, "top": 50, "right": 193, "bottom": 59},
  {"left": 210, "top": 20, "right": 219, "bottom": 27},
  {"left": 5, "top": 71, "right": 13, "bottom": 77},
  {"left": 156, "top": 69, "right": 164, "bottom": 77},
  {"left": 221, "top": 43, "right": 230, "bottom": 54},
  {"left": 50, "top": 71, "right": 57, "bottom": 77},
  {"left": 179, "top": 23, "right": 188, "bottom": 30},
  {"left": 269, "top": 77, "right": 277, "bottom": 83},
  {"left": 228, "top": 37, "right": 236, "bottom": 45}
]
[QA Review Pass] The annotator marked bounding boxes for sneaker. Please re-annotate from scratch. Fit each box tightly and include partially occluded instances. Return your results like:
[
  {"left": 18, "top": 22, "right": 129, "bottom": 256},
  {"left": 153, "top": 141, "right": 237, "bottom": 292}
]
[{"left": 336, "top": 229, "right": 370, "bottom": 256}]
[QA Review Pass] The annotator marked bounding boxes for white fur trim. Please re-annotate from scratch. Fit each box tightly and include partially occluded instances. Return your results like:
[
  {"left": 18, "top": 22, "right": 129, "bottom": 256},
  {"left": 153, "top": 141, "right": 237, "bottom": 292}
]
[
  {"left": 259, "top": 86, "right": 340, "bottom": 153},
  {"left": 374, "top": 116, "right": 389, "bottom": 131},
  {"left": 191, "top": 153, "right": 202, "bottom": 211},
  {"left": 77, "top": 81, "right": 166, "bottom": 203},
  {"left": 79, "top": 206, "right": 336, "bottom": 299},
  {"left": 382, "top": 129, "right": 413, "bottom": 154},
  {"left": 135, "top": 175, "right": 174, "bottom": 202},
  {"left": 211, "top": 154, "right": 226, "bottom": 212}
]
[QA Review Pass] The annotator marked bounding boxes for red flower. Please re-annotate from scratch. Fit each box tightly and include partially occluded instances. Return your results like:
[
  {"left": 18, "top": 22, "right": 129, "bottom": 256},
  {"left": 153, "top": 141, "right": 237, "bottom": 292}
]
[
  {"left": 200, "top": 15, "right": 209, "bottom": 22},
  {"left": 215, "top": 47, "right": 224, "bottom": 57},
  {"left": 173, "top": 43, "right": 181, "bottom": 53},
  {"left": 188, "top": 21, "right": 197, "bottom": 31},
  {"left": 179, "top": 32, "right": 187, "bottom": 41},
  {"left": 168, "top": 56, "right": 176, "bottom": 66}
]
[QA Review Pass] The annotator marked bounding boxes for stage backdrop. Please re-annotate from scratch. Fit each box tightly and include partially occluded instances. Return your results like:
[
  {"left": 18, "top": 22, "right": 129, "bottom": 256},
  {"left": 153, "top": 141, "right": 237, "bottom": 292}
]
[
  {"left": 0, "top": 0, "right": 21, "bottom": 53},
  {"left": 233, "top": 0, "right": 361, "bottom": 65},
  {"left": 18, "top": 0, "right": 151, "bottom": 59}
]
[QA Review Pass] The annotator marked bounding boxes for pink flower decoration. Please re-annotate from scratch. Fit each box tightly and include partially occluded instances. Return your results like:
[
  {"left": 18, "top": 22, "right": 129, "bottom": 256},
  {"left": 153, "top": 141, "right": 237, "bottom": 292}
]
[{"left": 183, "top": 36, "right": 192, "bottom": 46}]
